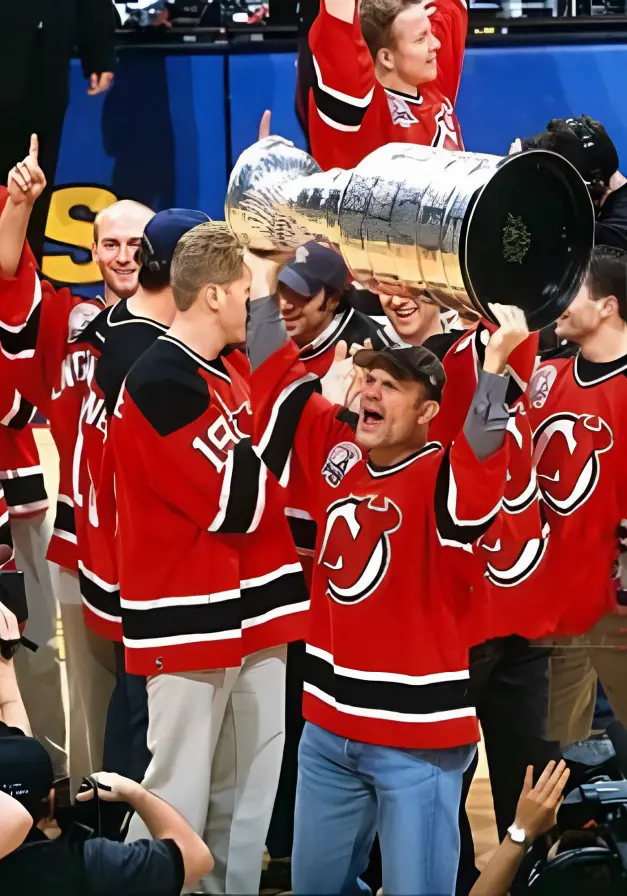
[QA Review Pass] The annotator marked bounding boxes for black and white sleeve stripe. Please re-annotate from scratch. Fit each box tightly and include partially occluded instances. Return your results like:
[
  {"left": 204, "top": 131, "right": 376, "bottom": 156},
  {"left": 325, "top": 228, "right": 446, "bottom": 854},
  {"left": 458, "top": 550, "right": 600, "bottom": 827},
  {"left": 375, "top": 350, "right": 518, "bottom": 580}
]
[
  {"left": 311, "top": 55, "right": 374, "bottom": 133},
  {"left": 0, "top": 469, "right": 48, "bottom": 516},
  {"left": 434, "top": 445, "right": 502, "bottom": 548},
  {"left": 3, "top": 395, "right": 37, "bottom": 430},
  {"left": 0, "top": 278, "right": 42, "bottom": 360},
  {"left": 256, "top": 373, "right": 319, "bottom": 486},
  {"left": 208, "top": 438, "right": 267, "bottom": 535}
]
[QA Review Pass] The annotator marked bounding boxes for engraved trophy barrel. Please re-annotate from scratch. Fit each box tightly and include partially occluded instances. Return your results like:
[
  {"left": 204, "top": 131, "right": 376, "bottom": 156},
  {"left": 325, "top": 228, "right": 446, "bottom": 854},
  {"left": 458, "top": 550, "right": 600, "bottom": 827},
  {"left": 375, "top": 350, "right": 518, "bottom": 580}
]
[{"left": 226, "top": 137, "right": 594, "bottom": 330}]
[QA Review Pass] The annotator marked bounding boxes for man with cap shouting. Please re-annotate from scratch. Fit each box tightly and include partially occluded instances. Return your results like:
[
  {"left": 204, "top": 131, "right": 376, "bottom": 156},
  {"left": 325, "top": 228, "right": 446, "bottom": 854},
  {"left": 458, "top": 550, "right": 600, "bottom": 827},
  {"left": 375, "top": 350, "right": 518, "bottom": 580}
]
[
  {"left": 264, "top": 243, "right": 393, "bottom": 885},
  {"left": 246, "top": 288, "right": 531, "bottom": 894}
]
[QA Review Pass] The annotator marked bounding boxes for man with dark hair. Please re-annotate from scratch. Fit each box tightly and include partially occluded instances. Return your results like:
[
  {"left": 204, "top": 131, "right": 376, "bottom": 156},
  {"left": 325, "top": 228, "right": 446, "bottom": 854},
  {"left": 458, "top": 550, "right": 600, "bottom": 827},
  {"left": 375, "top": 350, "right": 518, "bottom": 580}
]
[
  {"left": 278, "top": 242, "right": 392, "bottom": 375},
  {"left": 524, "top": 246, "right": 627, "bottom": 748},
  {"left": 511, "top": 116, "right": 627, "bottom": 252},
  {"left": 307, "top": 0, "right": 467, "bottom": 170}
]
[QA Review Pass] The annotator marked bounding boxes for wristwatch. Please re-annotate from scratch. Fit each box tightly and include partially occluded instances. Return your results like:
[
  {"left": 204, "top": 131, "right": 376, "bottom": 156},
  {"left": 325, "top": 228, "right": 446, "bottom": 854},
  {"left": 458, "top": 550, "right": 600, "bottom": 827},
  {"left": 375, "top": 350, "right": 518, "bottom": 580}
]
[{"left": 507, "top": 823, "right": 528, "bottom": 848}]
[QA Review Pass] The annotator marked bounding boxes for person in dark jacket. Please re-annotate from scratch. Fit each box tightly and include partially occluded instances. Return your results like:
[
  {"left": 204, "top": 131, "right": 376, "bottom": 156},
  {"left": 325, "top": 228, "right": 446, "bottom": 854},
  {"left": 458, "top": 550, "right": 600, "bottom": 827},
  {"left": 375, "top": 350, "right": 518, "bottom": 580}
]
[
  {"left": 511, "top": 115, "right": 627, "bottom": 253},
  {"left": 0, "top": 1, "right": 116, "bottom": 262}
]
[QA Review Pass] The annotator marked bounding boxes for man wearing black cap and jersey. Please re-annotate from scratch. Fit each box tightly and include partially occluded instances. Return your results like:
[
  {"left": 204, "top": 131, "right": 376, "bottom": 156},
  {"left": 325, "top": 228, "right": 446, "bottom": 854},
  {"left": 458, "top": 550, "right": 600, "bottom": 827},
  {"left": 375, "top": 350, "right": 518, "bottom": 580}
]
[
  {"left": 277, "top": 241, "right": 392, "bottom": 377},
  {"left": 246, "top": 289, "right": 531, "bottom": 894}
]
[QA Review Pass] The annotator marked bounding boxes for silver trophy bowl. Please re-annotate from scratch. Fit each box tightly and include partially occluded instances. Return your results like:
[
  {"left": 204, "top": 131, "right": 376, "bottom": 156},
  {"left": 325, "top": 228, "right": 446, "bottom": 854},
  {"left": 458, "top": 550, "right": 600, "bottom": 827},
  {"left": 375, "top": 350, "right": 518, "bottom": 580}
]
[{"left": 226, "top": 137, "right": 594, "bottom": 330}]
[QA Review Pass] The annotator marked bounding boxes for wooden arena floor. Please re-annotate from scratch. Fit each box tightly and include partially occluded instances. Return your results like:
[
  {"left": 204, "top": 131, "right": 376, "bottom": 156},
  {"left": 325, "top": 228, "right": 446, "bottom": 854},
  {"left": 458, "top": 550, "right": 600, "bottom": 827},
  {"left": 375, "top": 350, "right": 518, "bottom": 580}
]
[{"left": 33, "top": 428, "right": 501, "bottom": 873}]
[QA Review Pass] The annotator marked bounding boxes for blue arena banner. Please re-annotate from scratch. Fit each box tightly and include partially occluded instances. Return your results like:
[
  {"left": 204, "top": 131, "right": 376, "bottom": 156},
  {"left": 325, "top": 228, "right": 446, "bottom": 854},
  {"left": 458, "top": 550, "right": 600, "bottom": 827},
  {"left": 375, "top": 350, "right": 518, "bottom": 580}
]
[{"left": 44, "top": 42, "right": 627, "bottom": 295}]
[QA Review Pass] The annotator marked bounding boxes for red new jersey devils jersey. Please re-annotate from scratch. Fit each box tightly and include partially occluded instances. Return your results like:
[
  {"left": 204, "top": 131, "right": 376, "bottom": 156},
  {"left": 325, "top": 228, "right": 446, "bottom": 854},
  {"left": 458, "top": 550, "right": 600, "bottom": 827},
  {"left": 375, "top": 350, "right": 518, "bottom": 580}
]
[
  {"left": 308, "top": 0, "right": 466, "bottom": 171},
  {"left": 73, "top": 301, "right": 169, "bottom": 642},
  {"left": 525, "top": 352, "right": 627, "bottom": 634},
  {"left": 251, "top": 341, "right": 510, "bottom": 750},
  {"left": 0, "top": 249, "right": 103, "bottom": 571},
  {"left": 110, "top": 335, "right": 309, "bottom": 676},
  {"left": 286, "top": 307, "right": 394, "bottom": 585},
  {"left": 427, "top": 325, "right": 550, "bottom": 643}
]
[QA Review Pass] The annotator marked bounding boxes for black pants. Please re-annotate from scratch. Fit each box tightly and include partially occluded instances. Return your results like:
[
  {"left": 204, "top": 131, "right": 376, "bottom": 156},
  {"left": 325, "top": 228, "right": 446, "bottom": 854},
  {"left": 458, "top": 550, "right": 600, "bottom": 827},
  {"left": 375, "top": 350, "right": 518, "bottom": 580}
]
[
  {"left": 456, "top": 635, "right": 561, "bottom": 895},
  {"left": 103, "top": 642, "right": 151, "bottom": 784},
  {"left": 266, "top": 640, "right": 306, "bottom": 858},
  {"left": 0, "top": 33, "right": 67, "bottom": 264}
]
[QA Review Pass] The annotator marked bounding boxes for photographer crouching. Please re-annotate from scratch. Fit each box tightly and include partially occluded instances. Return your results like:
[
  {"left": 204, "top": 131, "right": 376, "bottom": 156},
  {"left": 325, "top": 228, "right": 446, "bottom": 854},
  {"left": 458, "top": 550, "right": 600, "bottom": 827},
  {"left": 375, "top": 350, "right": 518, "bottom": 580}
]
[{"left": 0, "top": 600, "right": 213, "bottom": 894}]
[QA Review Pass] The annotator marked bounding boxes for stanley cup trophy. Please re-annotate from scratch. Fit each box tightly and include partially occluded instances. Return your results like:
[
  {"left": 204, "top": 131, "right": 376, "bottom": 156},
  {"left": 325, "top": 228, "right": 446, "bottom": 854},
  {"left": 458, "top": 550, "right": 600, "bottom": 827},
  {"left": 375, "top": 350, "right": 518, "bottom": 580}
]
[{"left": 225, "top": 137, "right": 595, "bottom": 330}]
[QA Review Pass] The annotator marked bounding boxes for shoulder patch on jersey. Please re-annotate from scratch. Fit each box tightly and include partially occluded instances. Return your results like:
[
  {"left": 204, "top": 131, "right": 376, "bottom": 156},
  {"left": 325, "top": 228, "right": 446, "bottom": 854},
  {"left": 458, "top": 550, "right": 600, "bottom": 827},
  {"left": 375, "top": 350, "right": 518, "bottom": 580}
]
[
  {"left": 387, "top": 93, "right": 420, "bottom": 128},
  {"left": 530, "top": 365, "right": 558, "bottom": 409},
  {"left": 68, "top": 303, "right": 102, "bottom": 344},
  {"left": 322, "top": 442, "right": 362, "bottom": 487}
]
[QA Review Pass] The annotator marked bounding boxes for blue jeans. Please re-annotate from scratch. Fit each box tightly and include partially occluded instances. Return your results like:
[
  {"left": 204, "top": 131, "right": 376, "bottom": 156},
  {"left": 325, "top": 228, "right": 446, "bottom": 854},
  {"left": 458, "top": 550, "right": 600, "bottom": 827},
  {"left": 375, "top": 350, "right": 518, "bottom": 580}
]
[{"left": 292, "top": 722, "right": 476, "bottom": 896}]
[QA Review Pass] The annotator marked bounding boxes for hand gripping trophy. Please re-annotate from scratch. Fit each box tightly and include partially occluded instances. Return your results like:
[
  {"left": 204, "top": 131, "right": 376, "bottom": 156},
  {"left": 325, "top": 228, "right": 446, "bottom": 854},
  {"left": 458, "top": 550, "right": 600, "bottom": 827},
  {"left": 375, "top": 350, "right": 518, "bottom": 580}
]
[{"left": 225, "top": 136, "right": 595, "bottom": 330}]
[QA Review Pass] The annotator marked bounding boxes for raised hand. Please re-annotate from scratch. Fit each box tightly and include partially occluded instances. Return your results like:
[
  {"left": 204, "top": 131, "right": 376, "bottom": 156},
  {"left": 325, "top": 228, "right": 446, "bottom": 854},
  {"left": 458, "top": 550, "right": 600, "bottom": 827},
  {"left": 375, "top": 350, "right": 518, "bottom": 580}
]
[
  {"left": 88, "top": 72, "right": 114, "bottom": 96},
  {"left": 484, "top": 303, "right": 530, "bottom": 375},
  {"left": 513, "top": 760, "right": 570, "bottom": 841},
  {"left": 7, "top": 135, "right": 47, "bottom": 207},
  {"left": 259, "top": 110, "right": 272, "bottom": 141},
  {"left": 320, "top": 339, "right": 371, "bottom": 409}
]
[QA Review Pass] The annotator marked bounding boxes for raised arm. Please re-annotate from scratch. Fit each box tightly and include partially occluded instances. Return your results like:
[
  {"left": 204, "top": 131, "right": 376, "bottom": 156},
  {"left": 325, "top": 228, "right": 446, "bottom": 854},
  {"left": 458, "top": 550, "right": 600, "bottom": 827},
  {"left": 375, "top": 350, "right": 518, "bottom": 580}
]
[
  {"left": 246, "top": 259, "right": 355, "bottom": 492},
  {"left": 0, "top": 137, "right": 43, "bottom": 281},
  {"left": 308, "top": 0, "right": 376, "bottom": 138},
  {"left": 430, "top": 0, "right": 469, "bottom": 105},
  {"left": 435, "top": 305, "right": 531, "bottom": 548}
]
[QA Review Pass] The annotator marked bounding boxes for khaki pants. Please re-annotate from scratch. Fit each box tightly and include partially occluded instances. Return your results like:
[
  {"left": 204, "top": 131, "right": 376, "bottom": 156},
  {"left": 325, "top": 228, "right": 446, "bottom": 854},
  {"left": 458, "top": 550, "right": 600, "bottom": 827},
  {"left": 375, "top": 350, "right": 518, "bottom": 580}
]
[
  {"left": 546, "top": 613, "right": 627, "bottom": 746},
  {"left": 127, "top": 645, "right": 287, "bottom": 895},
  {"left": 54, "top": 564, "right": 116, "bottom": 795},
  {"left": 11, "top": 513, "right": 67, "bottom": 778}
]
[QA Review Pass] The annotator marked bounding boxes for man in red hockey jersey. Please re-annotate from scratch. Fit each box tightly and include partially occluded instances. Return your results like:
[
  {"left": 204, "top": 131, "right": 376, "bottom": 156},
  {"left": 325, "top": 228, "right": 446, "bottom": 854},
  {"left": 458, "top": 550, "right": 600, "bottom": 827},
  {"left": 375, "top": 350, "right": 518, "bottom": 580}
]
[
  {"left": 77, "top": 208, "right": 209, "bottom": 794},
  {"left": 278, "top": 242, "right": 392, "bottom": 376},
  {"left": 308, "top": 0, "right": 467, "bottom": 171},
  {"left": 111, "top": 223, "right": 308, "bottom": 893},
  {"left": 247, "top": 288, "right": 529, "bottom": 894},
  {"left": 0, "top": 141, "right": 155, "bottom": 791},
  {"left": 526, "top": 246, "right": 627, "bottom": 747}
]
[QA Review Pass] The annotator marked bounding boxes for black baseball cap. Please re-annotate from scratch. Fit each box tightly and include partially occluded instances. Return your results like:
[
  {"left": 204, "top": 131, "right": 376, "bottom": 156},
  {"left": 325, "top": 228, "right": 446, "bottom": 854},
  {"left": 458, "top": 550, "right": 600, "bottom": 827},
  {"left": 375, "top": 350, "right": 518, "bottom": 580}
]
[
  {"left": 139, "top": 208, "right": 210, "bottom": 278},
  {"left": 0, "top": 734, "right": 54, "bottom": 820},
  {"left": 353, "top": 344, "right": 446, "bottom": 402},
  {"left": 278, "top": 241, "right": 349, "bottom": 298}
]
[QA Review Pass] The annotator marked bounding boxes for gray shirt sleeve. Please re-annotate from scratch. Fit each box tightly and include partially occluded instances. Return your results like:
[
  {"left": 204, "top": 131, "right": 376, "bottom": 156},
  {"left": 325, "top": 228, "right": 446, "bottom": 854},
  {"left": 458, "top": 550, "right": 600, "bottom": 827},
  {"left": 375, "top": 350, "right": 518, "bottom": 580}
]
[
  {"left": 463, "top": 369, "right": 510, "bottom": 461},
  {"left": 247, "top": 295, "right": 287, "bottom": 371}
]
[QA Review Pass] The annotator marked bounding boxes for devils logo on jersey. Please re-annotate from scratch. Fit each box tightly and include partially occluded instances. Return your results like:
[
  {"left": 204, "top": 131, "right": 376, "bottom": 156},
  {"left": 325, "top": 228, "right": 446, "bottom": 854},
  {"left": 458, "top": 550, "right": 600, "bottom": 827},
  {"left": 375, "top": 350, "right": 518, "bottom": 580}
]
[
  {"left": 318, "top": 495, "right": 401, "bottom": 604},
  {"left": 432, "top": 101, "right": 461, "bottom": 150},
  {"left": 533, "top": 412, "right": 614, "bottom": 515}
]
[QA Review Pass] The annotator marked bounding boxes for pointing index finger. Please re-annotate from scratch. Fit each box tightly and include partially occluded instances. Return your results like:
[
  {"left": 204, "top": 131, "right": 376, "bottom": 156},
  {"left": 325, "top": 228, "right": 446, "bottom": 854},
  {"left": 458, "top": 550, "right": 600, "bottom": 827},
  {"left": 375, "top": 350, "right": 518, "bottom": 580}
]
[{"left": 29, "top": 134, "right": 39, "bottom": 161}]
